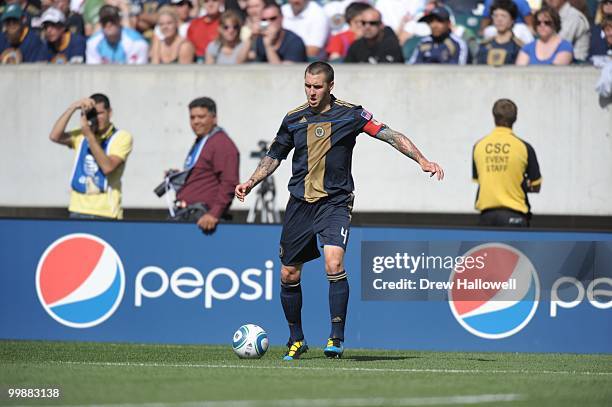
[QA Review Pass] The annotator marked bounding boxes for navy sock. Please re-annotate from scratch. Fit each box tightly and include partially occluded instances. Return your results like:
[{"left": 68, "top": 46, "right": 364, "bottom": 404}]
[
  {"left": 328, "top": 270, "right": 349, "bottom": 342},
  {"left": 280, "top": 280, "right": 304, "bottom": 342}
]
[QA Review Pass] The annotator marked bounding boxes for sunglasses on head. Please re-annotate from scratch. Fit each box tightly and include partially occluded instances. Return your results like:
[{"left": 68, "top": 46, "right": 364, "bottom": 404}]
[
  {"left": 360, "top": 20, "right": 381, "bottom": 26},
  {"left": 536, "top": 19, "right": 553, "bottom": 27}
]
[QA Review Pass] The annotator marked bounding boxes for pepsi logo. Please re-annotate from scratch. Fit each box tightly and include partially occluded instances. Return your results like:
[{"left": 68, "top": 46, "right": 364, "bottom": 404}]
[
  {"left": 448, "top": 243, "right": 540, "bottom": 339},
  {"left": 36, "top": 234, "right": 125, "bottom": 328}
]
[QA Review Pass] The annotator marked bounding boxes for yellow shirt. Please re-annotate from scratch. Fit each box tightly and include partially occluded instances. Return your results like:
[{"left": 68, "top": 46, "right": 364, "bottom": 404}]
[
  {"left": 68, "top": 125, "right": 133, "bottom": 218},
  {"left": 472, "top": 127, "right": 542, "bottom": 214}
]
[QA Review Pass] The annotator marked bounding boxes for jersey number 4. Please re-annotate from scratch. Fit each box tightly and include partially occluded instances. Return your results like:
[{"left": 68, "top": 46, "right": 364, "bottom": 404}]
[{"left": 341, "top": 227, "right": 348, "bottom": 245}]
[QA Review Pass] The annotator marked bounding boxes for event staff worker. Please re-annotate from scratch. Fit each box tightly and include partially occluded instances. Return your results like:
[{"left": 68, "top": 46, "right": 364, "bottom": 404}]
[
  {"left": 49, "top": 94, "right": 133, "bottom": 219},
  {"left": 472, "top": 99, "right": 542, "bottom": 227},
  {"left": 0, "top": 3, "right": 47, "bottom": 63},
  {"left": 172, "top": 97, "right": 240, "bottom": 233}
]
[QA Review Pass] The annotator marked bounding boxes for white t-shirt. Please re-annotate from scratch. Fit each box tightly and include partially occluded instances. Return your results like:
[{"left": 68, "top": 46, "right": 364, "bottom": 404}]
[
  {"left": 376, "top": 0, "right": 425, "bottom": 32},
  {"left": 282, "top": 1, "right": 330, "bottom": 49}
]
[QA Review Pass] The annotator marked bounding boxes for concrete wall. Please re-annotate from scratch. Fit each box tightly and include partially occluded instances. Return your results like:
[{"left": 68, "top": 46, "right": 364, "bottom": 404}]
[{"left": 1, "top": 65, "right": 610, "bottom": 215}]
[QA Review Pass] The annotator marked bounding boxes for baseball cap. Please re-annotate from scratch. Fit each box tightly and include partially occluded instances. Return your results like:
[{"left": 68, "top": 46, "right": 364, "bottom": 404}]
[
  {"left": 171, "top": 0, "right": 192, "bottom": 6},
  {"left": 418, "top": 6, "right": 450, "bottom": 23},
  {"left": 41, "top": 7, "right": 66, "bottom": 25},
  {"left": 1, "top": 3, "right": 24, "bottom": 22}
]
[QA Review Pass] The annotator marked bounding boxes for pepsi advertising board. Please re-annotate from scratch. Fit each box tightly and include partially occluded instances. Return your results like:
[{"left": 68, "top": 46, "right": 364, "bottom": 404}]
[{"left": 0, "top": 218, "right": 611, "bottom": 354}]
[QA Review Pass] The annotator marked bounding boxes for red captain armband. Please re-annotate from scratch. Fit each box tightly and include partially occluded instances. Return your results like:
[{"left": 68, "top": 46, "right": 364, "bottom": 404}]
[{"left": 363, "top": 119, "right": 383, "bottom": 136}]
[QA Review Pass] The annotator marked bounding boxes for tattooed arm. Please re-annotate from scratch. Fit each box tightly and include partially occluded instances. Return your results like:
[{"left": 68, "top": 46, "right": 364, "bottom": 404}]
[
  {"left": 375, "top": 125, "right": 445, "bottom": 180},
  {"left": 235, "top": 155, "right": 281, "bottom": 201}
]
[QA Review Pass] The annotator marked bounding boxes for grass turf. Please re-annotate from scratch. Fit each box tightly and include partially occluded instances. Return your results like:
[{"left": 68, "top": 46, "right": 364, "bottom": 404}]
[{"left": 0, "top": 340, "right": 611, "bottom": 406}]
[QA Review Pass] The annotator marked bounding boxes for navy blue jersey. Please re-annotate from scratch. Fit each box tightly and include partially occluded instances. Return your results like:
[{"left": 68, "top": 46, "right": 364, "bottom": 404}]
[
  {"left": 267, "top": 95, "right": 382, "bottom": 203},
  {"left": 46, "top": 32, "right": 86, "bottom": 64},
  {"left": 477, "top": 36, "right": 523, "bottom": 66},
  {"left": 408, "top": 32, "right": 468, "bottom": 65},
  {"left": 0, "top": 27, "right": 47, "bottom": 63}
]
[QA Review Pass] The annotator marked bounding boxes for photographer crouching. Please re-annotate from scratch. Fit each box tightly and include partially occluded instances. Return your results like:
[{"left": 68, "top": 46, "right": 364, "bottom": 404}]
[
  {"left": 156, "top": 97, "right": 239, "bottom": 234},
  {"left": 49, "top": 94, "right": 133, "bottom": 219}
]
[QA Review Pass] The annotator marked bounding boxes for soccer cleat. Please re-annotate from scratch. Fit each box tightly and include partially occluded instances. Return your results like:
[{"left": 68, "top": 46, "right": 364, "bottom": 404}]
[
  {"left": 323, "top": 338, "right": 344, "bottom": 358},
  {"left": 283, "top": 340, "right": 308, "bottom": 361}
]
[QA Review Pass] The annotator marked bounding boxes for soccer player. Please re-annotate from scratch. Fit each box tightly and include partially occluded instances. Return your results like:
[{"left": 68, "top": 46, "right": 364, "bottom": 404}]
[{"left": 235, "top": 61, "right": 444, "bottom": 360}]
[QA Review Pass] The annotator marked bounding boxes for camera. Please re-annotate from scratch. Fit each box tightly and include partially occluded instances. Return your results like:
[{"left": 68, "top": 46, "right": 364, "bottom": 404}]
[
  {"left": 250, "top": 140, "right": 269, "bottom": 159},
  {"left": 154, "top": 169, "right": 188, "bottom": 197},
  {"left": 258, "top": 20, "right": 269, "bottom": 31},
  {"left": 85, "top": 108, "right": 98, "bottom": 132}
]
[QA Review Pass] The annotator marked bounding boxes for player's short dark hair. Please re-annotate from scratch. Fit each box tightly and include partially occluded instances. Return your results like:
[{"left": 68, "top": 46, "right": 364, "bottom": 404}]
[
  {"left": 189, "top": 97, "right": 217, "bottom": 115},
  {"left": 90, "top": 93, "right": 111, "bottom": 110},
  {"left": 533, "top": 6, "right": 561, "bottom": 33},
  {"left": 305, "top": 61, "right": 334, "bottom": 84},
  {"left": 345, "top": 2, "right": 371, "bottom": 23},
  {"left": 492, "top": 99, "right": 517, "bottom": 128},
  {"left": 490, "top": 0, "right": 518, "bottom": 21}
]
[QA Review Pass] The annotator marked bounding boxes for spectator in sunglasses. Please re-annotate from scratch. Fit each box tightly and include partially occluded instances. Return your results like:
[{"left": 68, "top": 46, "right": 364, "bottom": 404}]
[
  {"left": 206, "top": 9, "right": 249, "bottom": 63},
  {"left": 254, "top": 2, "right": 306, "bottom": 63},
  {"left": 325, "top": 1, "right": 369, "bottom": 62},
  {"left": 187, "top": 0, "right": 222, "bottom": 61},
  {"left": 344, "top": 6, "right": 404, "bottom": 63},
  {"left": 516, "top": 6, "right": 573, "bottom": 65}
]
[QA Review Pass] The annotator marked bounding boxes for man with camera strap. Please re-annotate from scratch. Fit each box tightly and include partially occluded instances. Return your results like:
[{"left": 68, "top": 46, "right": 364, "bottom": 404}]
[
  {"left": 49, "top": 93, "right": 133, "bottom": 219},
  {"left": 159, "top": 97, "right": 240, "bottom": 234}
]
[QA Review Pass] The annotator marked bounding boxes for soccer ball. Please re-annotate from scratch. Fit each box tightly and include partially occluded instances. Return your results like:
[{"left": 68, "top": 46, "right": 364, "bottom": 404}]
[{"left": 232, "top": 324, "right": 269, "bottom": 359}]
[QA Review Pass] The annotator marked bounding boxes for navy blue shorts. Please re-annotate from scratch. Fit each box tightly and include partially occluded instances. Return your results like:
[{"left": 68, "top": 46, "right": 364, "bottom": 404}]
[{"left": 279, "top": 193, "right": 354, "bottom": 266}]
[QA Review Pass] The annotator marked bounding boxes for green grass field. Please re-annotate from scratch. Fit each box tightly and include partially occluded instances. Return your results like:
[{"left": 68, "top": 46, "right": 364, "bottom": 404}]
[{"left": 1, "top": 340, "right": 611, "bottom": 407}]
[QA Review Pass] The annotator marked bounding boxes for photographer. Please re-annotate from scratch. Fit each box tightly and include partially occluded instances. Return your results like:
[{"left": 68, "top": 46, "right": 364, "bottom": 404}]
[
  {"left": 49, "top": 94, "right": 133, "bottom": 219},
  {"left": 159, "top": 97, "right": 239, "bottom": 234}
]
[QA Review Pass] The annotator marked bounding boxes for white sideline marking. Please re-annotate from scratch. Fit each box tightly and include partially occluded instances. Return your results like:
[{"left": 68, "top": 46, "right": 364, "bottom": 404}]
[
  {"left": 14, "top": 393, "right": 524, "bottom": 407},
  {"left": 42, "top": 360, "right": 612, "bottom": 376}
]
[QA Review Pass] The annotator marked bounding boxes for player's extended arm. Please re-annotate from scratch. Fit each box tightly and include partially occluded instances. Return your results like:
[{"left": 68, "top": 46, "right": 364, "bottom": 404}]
[
  {"left": 235, "top": 155, "right": 281, "bottom": 201},
  {"left": 375, "top": 125, "right": 445, "bottom": 180}
]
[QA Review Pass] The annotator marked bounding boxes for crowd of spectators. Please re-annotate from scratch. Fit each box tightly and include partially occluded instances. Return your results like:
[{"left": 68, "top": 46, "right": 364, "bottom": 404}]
[{"left": 0, "top": 0, "right": 610, "bottom": 65}]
